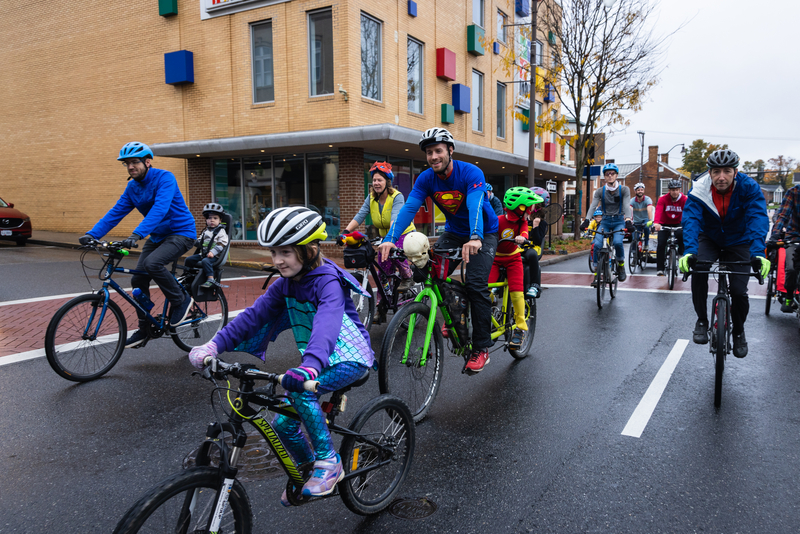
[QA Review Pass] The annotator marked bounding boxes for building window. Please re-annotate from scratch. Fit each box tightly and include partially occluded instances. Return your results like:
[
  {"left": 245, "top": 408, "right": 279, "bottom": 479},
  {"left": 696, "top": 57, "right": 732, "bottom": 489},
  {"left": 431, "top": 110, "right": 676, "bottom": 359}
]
[
  {"left": 551, "top": 110, "right": 558, "bottom": 144},
  {"left": 309, "top": 9, "right": 333, "bottom": 97},
  {"left": 473, "top": 0, "right": 484, "bottom": 27},
  {"left": 407, "top": 37, "right": 424, "bottom": 114},
  {"left": 497, "top": 10, "right": 507, "bottom": 44},
  {"left": 497, "top": 82, "right": 506, "bottom": 138},
  {"left": 361, "top": 13, "right": 382, "bottom": 101},
  {"left": 532, "top": 40, "right": 543, "bottom": 66},
  {"left": 534, "top": 101, "right": 542, "bottom": 148},
  {"left": 472, "top": 70, "right": 483, "bottom": 132},
  {"left": 243, "top": 157, "right": 273, "bottom": 240},
  {"left": 214, "top": 160, "right": 243, "bottom": 240},
  {"left": 251, "top": 21, "right": 274, "bottom": 103},
  {"left": 308, "top": 153, "right": 340, "bottom": 236}
]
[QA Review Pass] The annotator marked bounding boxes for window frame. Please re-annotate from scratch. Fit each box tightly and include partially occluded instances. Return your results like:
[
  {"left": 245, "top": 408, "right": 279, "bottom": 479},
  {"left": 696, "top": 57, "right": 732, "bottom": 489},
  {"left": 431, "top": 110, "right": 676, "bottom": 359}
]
[
  {"left": 472, "top": 70, "right": 484, "bottom": 133},
  {"left": 532, "top": 40, "right": 543, "bottom": 66},
  {"left": 496, "top": 82, "right": 506, "bottom": 139},
  {"left": 308, "top": 8, "right": 334, "bottom": 97},
  {"left": 250, "top": 20, "right": 274, "bottom": 104},
  {"left": 473, "top": 0, "right": 485, "bottom": 28},
  {"left": 360, "top": 12, "right": 383, "bottom": 102},
  {"left": 407, "top": 36, "right": 424, "bottom": 114},
  {"left": 534, "top": 101, "right": 543, "bottom": 149},
  {"left": 497, "top": 10, "right": 507, "bottom": 45}
]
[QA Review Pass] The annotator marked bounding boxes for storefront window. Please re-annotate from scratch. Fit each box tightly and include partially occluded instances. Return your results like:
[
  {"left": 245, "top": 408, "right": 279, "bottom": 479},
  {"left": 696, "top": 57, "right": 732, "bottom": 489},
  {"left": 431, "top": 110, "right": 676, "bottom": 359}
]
[
  {"left": 213, "top": 159, "right": 243, "bottom": 241},
  {"left": 387, "top": 157, "right": 412, "bottom": 199},
  {"left": 274, "top": 155, "right": 306, "bottom": 208},
  {"left": 242, "top": 157, "right": 273, "bottom": 241},
  {"left": 307, "top": 153, "right": 340, "bottom": 237}
]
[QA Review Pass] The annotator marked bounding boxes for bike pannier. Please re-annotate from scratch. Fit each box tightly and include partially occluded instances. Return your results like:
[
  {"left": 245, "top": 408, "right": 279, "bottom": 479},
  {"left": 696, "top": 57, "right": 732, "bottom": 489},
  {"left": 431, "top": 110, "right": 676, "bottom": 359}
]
[{"left": 343, "top": 243, "right": 375, "bottom": 269}]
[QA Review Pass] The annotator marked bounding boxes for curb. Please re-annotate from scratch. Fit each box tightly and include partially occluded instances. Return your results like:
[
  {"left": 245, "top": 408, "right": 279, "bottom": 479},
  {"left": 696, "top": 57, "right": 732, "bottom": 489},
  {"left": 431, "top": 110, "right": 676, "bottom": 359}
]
[{"left": 539, "top": 249, "right": 590, "bottom": 266}]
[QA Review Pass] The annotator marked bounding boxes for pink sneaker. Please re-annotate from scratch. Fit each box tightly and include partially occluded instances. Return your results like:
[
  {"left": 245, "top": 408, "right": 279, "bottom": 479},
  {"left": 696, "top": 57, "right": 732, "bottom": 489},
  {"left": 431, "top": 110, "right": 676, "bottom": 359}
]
[
  {"left": 464, "top": 348, "right": 490, "bottom": 374},
  {"left": 301, "top": 455, "right": 344, "bottom": 497},
  {"left": 280, "top": 489, "right": 292, "bottom": 507}
]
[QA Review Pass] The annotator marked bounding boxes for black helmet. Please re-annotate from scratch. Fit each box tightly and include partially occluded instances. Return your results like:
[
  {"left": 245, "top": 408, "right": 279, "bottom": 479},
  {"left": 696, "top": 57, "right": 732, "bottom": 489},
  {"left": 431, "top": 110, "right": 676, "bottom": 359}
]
[
  {"left": 202, "top": 202, "right": 225, "bottom": 217},
  {"left": 667, "top": 179, "right": 682, "bottom": 190},
  {"left": 707, "top": 149, "right": 739, "bottom": 169}
]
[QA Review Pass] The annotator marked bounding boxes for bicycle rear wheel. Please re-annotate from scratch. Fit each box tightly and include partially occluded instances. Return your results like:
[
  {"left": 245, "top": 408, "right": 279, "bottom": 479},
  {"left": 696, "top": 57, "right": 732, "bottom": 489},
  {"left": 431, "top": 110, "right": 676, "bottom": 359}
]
[
  {"left": 45, "top": 294, "right": 126, "bottom": 382},
  {"left": 667, "top": 249, "right": 677, "bottom": 290},
  {"left": 112, "top": 466, "right": 252, "bottom": 534},
  {"left": 765, "top": 270, "right": 776, "bottom": 315},
  {"left": 171, "top": 290, "right": 229, "bottom": 352},
  {"left": 339, "top": 395, "right": 415, "bottom": 515},
  {"left": 712, "top": 299, "right": 727, "bottom": 408},
  {"left": 596, "top": 252, "right": 606, "bottom": 309},
  {"left": 509, "top": 298, "right": 536, "bottom": 359},
  {"left": 378, "top": 301, "right": 443, "bottom": 423},
  {"left": 588, "top": 246, "right": 596, "bottom": 273},
  {"left": 628, "top": 240, "right": 639, "bottom": 274},
  {"left": 350, "top": 272, "right": 375, "bottom": 331}
]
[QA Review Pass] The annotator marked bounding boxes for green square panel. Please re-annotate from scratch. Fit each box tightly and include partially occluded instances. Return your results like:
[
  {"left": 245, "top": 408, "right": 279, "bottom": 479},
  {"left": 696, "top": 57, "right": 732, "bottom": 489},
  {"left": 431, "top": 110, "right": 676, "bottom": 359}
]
[
  {"left": 441, "top": 104, "right": 455, "bottom": 124},
  {"left": 467, "top": 25, "right": 485, "bottom": 56},
  {"left": 521, "top": 108, "right": 530, "bottom": 131},
  {"left": 159, "top": 0, "right": 178, "bottom": 16}
]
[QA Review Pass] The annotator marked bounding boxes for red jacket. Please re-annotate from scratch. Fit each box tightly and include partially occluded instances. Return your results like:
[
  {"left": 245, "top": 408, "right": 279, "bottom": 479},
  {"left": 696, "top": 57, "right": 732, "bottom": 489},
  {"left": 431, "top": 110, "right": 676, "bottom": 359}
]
[{"left": 654, "top": 193, "right": 687, "bottom": 226}]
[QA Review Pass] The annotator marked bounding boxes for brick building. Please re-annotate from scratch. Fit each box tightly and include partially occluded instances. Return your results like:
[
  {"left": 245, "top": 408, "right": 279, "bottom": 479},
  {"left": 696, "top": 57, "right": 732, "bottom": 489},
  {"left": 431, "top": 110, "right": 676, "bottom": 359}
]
[
  {"left": 2, "top": 0, "right": 575, "bottom": 254},
  {"left": 617, "top": 146, "right": 691, "bottom": 201}
]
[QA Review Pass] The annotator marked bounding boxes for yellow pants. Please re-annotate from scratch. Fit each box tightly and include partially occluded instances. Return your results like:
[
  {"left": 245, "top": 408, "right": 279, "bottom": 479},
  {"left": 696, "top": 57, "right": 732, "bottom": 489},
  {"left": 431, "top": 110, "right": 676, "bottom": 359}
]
[{"left": 511, "top": 291, "right": 527, "bottom": 330}]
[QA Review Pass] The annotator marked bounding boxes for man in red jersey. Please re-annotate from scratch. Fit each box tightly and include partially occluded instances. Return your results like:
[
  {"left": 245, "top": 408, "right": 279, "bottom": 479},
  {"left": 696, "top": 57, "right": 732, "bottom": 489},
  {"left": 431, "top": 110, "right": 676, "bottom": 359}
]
[{"left": 653, "top": 179, "right": 687, "bottom": 276}]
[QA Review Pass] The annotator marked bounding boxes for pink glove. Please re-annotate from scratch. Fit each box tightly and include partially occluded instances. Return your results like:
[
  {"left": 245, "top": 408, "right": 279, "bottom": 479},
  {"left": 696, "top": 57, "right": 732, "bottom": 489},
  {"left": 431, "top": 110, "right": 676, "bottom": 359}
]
[{"left": 189, "top": 341, "right": 218, "bottom": 369}]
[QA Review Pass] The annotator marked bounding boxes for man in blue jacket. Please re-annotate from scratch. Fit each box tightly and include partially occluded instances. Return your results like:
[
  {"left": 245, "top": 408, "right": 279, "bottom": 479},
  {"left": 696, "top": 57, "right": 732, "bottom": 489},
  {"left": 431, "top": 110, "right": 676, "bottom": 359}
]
[
  {"left": 80, "top": 142, "right": 198, "bottom": 348},
  {"left": 378, "top": 127, "right": 499, "bottom": 374},
  {"left": 679, "top": 149, "right": 770, "bottom": 358}
]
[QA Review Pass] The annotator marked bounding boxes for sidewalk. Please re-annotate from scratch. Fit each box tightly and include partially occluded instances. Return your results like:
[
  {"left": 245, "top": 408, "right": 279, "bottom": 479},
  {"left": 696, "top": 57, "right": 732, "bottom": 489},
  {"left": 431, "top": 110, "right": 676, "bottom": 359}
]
[{"left": 29, "top": 229, "right": 589, "bottom": 271}]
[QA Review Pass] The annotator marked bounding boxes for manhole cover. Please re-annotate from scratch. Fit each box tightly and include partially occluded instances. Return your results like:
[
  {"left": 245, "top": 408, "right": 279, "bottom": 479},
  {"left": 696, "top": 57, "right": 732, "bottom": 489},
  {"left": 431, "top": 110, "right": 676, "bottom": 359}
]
[
  {"left": 389, "top": 497, "right": 437, "bottom": 520},
  {"left": 183, "top": 430, "right": 284, "bottom": 482}
]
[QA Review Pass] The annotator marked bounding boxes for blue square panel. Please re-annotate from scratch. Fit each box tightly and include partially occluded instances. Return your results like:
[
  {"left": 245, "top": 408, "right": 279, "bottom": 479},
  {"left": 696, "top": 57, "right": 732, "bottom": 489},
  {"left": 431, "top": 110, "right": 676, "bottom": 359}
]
[
  {"left": 408, "top": 0, "right": 417, "bottom": 17},
  {"left": 452, "top": 84, "right": 470, "bottom": 113},
  {"left": 164, "top": 50, "right": 194, "bottom": 85},
  {"left": 493, "top": 42, "right": 500, "bottom": 55}
]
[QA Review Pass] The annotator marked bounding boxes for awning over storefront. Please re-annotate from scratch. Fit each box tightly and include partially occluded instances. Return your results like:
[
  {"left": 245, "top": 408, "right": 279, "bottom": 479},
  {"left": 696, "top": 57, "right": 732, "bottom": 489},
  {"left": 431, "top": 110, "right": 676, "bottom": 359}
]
[{"left": 152, "top": 123, "right": 576, "bottom": 182}]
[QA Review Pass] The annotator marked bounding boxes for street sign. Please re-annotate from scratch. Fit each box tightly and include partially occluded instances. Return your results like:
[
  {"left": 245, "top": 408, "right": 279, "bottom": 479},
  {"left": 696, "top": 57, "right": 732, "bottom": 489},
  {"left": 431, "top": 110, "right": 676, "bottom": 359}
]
[
  {"left": 546, "top": 180, "right": 557, "bottom": 192},
  {"left": 582, "top": 165, "right": 601, "bottom": 177}
]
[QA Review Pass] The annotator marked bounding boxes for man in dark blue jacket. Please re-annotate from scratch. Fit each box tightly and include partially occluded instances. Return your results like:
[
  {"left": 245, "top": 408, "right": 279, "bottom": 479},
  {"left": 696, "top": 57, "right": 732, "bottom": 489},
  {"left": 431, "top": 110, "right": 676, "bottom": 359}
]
[
  {"left": 80, "top": 142, "right": 198, "bottom": 348},
  {"left": 679, "top": 149, "right": 770, "bottom": 358}
]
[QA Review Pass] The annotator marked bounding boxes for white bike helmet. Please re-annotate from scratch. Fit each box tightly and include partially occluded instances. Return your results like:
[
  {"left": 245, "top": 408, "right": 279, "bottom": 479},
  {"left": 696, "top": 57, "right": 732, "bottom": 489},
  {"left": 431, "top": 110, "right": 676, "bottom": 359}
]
[
  {"left": 402, "top": 232, "right": 430, "bottom": 268},
  {"left": 419, "top": 128, "right": 456, "bottom": 152},
  {"left": 257, "top": 206, "right": 327, "bottom": 247},
  {"left": 634, "top": 182, "right": 645, "bottom": 191}
]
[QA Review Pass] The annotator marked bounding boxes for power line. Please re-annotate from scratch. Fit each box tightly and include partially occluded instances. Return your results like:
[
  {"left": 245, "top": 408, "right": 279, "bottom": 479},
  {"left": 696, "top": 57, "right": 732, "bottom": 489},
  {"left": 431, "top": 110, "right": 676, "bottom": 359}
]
[{"left": 613, "top": 130, "right": 800, "bottom": 142}]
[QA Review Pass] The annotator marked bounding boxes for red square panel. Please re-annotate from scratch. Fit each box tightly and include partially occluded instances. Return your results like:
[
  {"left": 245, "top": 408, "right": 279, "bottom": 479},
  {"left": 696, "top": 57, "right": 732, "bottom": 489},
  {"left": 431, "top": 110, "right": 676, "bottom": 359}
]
[
  {"left": 544, "top": 142, "right": 558, "bottom": 162},
  {"left": 436, "top": 48, "right": 456, "bottom": 81}
]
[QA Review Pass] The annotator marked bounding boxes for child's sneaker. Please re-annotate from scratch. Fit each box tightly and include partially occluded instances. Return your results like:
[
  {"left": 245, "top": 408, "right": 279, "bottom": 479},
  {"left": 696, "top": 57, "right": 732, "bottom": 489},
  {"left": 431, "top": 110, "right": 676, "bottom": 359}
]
[
  {"left": 302, "top": 455, "right": 344, "bottom": 497},
  {"left": 525, "top": 284, "right": 540, "bottom": 299},
  {"left": 280, "top": 488, "right": 292, "bottom": 507},
  {"left": 509, "top": 328, "right": 525, "bottom": 350},
  {"left": 200, "top": 279, "right": 215, "bottom": 289}
]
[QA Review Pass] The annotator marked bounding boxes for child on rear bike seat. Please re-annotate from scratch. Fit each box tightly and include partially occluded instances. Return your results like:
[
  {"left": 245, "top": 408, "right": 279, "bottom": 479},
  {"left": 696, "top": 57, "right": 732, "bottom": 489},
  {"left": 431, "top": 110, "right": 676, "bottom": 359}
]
[
  {"left": 489, "top": 187, "right": 543, "bottom": 351},
  {"left": 187, "top": 206, "right": 374, "bottom": 506},
  {"left": 185, "top": 203, "right": 229, "bottom": 288}
]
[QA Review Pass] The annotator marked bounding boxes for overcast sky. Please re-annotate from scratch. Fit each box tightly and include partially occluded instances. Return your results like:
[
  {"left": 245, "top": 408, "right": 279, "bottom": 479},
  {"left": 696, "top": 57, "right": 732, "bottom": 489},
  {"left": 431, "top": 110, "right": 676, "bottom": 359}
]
[{"left": 602, "top": 0, "right": 800, "bottom": 170}]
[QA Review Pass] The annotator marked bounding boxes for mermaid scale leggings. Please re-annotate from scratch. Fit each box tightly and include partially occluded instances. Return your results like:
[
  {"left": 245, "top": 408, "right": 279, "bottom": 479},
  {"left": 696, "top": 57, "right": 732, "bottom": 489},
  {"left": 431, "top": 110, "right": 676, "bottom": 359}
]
[{"left": 272, "top": 361, "right": 369, "bottom": 464}]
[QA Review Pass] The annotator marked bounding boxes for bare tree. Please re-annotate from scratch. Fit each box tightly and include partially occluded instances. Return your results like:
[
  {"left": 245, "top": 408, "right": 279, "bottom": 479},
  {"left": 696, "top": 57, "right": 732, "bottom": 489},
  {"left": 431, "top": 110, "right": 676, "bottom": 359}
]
[{"left": 535, "top": 0, "right": 676, "bottom": 237}]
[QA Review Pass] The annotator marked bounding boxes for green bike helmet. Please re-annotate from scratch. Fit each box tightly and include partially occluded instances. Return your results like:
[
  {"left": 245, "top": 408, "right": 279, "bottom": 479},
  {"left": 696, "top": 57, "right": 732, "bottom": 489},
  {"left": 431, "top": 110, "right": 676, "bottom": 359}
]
[{"left": 503, "top": 186, "right": 543, "bottom": 211}]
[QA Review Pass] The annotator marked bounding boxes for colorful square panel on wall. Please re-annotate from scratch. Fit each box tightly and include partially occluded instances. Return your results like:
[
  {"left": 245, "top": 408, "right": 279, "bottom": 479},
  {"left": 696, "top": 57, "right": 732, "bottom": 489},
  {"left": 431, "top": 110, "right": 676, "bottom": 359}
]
[
  {"left": 159, "top": 0, "right": 177, "bottom": 16},
  {"left": 467, "top": 25, "right": 485, "bottom": 56},
  {"left": 436, "top": 48, "right": 456, "bottom": 81},
  {"left": 516, "top": 0, "right": 530, "bottom": 17},
  {"left": 452, "top": 84, "right": 470, "bottom": 113},
  {"left": 408, "top": 0, "right": 417, "bottom": 17},
  {"left": 164, "top": 50, "right": 194, "bottom": 85},
  {"left": 441, "top": 104, "right": 455, "bottom": 124}
]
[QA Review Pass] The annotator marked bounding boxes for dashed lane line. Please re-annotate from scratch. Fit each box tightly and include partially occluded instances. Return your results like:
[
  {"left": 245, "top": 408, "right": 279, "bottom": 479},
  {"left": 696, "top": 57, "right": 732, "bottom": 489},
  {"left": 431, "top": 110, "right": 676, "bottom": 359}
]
[{"left": 622, "top": 339, "right": 690, "bottom": 438}]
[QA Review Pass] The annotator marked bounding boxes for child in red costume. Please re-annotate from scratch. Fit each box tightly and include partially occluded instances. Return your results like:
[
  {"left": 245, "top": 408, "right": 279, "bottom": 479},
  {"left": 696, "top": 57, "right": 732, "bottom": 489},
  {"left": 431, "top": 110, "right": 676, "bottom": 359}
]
[{"left": 489, "top": 187, "right": 544, "bottom": 350}]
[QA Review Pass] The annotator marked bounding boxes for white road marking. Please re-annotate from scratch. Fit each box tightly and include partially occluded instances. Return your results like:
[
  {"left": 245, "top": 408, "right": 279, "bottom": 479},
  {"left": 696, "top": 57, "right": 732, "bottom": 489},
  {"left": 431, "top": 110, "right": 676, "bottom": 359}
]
[
  {"left": 540, "top": 284, "right": 766, "bottom": 299},
  {"left": 622, "top": 339, "right": 689, "bottom": 438},
  {"left": 0, "top": 310, "right": 245, "bottom": 367}
]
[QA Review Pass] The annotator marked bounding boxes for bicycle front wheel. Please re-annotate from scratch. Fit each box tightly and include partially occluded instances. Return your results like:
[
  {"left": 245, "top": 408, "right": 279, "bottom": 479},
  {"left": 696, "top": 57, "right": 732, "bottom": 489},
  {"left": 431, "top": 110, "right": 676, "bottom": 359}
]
[
  {"left": 172, "top": 290, "right": 229, "bottom": 352},
  {"left": 668, "top": 249, "right": 677, "bottom": 290},
  {"left": 113, "top": 466, "right": 252, "bottom": 534},
  {"left": 712, "top": 299, "right": 727, "bottom": 409},
  {"left": 628, "top": 243, "right": 638, "bottom": 274},
  {"left": 765, "top": 271, "right": 776, "bottom": 315},
  {"left": 588, "top": 247, "right": 596, "bottom": 273},
  {"left": 509, "top": 298, "right": 536, "bottom": 359},
  {"left": 350, "top": 271, "right": 375, "bottom": 332},
  {"left": 45, "top": 294, "right": 126, "bottom": 382},
  {"left": 596, "top": 252, "right": 606, "bottom": 309},
  {"left": 378, "top": 301, "right": 443, "bottom": 423},
  {"left": 339, "top": 395, "right": 415, "bottom": 516}
]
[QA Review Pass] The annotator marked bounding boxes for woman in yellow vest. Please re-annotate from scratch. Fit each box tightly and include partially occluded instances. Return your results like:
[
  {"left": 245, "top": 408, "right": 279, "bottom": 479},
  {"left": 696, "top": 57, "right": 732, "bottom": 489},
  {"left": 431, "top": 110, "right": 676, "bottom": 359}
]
[{"left": 341, "top": 161, "right": 415, "bottom": 323}]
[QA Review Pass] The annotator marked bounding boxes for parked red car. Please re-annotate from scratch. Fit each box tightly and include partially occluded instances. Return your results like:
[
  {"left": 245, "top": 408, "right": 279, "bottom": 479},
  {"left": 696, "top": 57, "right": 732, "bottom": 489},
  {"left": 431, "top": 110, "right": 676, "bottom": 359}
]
[{"left": 0, "top": 196, "right": 32, "bottom": 246}]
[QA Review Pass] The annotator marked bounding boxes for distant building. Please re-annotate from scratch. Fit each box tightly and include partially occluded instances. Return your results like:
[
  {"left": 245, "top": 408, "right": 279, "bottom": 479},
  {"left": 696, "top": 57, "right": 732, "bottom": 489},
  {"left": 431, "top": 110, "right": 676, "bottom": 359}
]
[{"left": 616, "top": 146, "right": 691, "bottom": 198}]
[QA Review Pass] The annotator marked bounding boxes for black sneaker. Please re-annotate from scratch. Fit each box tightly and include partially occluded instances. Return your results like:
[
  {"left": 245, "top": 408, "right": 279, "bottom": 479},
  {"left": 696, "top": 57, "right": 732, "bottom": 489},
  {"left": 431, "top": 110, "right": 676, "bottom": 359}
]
[
  {"left": 169, "top": 295, "right": 194, "bottom": 326},
  {"left": 591, "top": 273, "right": 599, "bottom": 288},
  {"left": 125, "top": 329, "right": 149, "bottom": 349},
  {"left": 693, "top": 319, "right": 709, "bottom": 344},
  {"left": 733, "top": 331, "right": 748, "bottom": 358},
  {"left": 780, "top": 298, "right": 796, "bottom": 313},
  {"left": 617, "top": 263, "right": 627, "bottom": 282},
  {"left": 508, "top": 328, "right": 525, "bottom": 350}
]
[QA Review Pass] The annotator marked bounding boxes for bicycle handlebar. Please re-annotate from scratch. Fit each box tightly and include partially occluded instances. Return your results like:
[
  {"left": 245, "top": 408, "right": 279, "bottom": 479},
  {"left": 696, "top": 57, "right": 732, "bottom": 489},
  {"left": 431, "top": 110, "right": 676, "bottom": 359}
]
[
  {"left": 585, "top": 228, "right": 626, "bottom": 237},
  {"left": 203, "top": 358, "right": 319, "bottom": 392},
  {"left": 79, "top": 238, "right": 135, "bottom": 254},
  {"left": 680, "top": 259, "right": 764, "bottom": 285}
]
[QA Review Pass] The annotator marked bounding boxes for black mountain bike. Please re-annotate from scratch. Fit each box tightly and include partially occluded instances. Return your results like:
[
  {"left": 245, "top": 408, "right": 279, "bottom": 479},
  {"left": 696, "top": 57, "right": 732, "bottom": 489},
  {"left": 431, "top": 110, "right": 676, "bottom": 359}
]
[
  {"left": 662, "top": 226, "right": 683, "bottom": 290},
  {"left": 683, "top": 259, "right": 762, "bottom": 408},
  {"left": 628, "top": 225, "right": 650, "bottom": 274},
  {"left": 113, "top": 359, "right": 415, "bottom": 533},
  {"left": 588, "top": 228, "right": 624, "bottom": 309}
]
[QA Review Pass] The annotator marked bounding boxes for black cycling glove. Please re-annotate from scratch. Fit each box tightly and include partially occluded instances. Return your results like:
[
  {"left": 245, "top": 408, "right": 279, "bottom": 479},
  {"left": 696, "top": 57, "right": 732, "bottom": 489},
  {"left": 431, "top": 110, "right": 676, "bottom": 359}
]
[
  {"left": 121, "top": 234, "right": 140, "bottom": 249},
  {"left": 78, "top": 235, "right": 94, "bottom": 245},
  {"left": 625, "top": 219, "right": 634, "bottom": 231},
  {"left": 580, "top": 219, "right": 590, "bottom": 231}
]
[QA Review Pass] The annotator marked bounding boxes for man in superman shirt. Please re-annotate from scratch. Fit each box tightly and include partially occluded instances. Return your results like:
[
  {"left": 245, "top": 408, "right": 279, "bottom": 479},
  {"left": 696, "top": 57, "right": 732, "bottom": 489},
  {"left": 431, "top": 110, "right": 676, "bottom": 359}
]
[{"left": 378, "top": 128, "right": 499, "bottom": 374}]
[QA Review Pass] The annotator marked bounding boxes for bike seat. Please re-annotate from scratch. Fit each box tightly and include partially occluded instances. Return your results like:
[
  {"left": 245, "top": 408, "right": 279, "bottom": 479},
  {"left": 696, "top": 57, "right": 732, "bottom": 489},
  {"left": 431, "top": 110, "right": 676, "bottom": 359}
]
[{"left": 349, "top": 368, "right": 371, "bottom": 389}]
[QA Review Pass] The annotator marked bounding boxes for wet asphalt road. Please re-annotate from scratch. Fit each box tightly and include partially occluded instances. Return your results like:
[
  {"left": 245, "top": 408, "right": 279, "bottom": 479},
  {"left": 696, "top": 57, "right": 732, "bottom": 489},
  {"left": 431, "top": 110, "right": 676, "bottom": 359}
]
[{"left": 1, "top": 243, "right": 799, "bottom": 533}]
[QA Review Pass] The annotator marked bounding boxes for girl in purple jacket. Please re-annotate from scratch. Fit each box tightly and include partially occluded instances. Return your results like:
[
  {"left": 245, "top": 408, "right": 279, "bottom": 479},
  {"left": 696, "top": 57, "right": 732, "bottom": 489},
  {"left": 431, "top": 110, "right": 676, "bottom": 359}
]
[{"left": 188, "top": 207, "right": 373, "bottom": 505}]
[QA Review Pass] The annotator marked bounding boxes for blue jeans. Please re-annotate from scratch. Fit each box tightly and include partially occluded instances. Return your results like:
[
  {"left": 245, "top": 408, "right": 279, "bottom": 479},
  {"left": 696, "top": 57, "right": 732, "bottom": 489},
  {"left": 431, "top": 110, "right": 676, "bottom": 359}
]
[
  {"left": 591, "top": 216, "right": 625, "bottom": 265},
  {"left": 633, "top": 223, "right": 650, "bottom": 250}
]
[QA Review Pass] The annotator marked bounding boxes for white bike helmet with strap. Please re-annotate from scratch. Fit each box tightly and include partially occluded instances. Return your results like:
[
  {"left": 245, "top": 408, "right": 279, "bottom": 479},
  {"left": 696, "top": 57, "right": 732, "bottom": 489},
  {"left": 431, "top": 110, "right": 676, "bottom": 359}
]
[
  {"left": 257, "top": 206, "right": 327, "bottom": 247},
  {"left": 419, "top": 128, "right": 456, "bottom": 152}
]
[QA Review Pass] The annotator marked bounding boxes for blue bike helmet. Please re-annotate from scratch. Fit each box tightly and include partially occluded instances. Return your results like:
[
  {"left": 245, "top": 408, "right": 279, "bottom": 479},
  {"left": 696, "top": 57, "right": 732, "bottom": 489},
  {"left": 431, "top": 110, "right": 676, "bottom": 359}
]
[
  {"left": 118, "top": 142, "right": 154, "bottom": 161},
  {"left": 486, "top": 183, "right": 493, "bottom": 192},
  {"left": 602, "top": 163, "right": 619, "bottom": 174},
  {"left": 593, "top": 209, "right": 603, "bottom": 217}
]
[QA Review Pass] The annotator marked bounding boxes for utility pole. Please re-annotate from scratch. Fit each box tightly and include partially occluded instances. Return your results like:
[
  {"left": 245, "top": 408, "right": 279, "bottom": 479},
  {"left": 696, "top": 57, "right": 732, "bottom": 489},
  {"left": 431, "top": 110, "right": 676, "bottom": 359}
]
[{"left": 638, "top": 131, "right": 645, "bottom": 183}]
